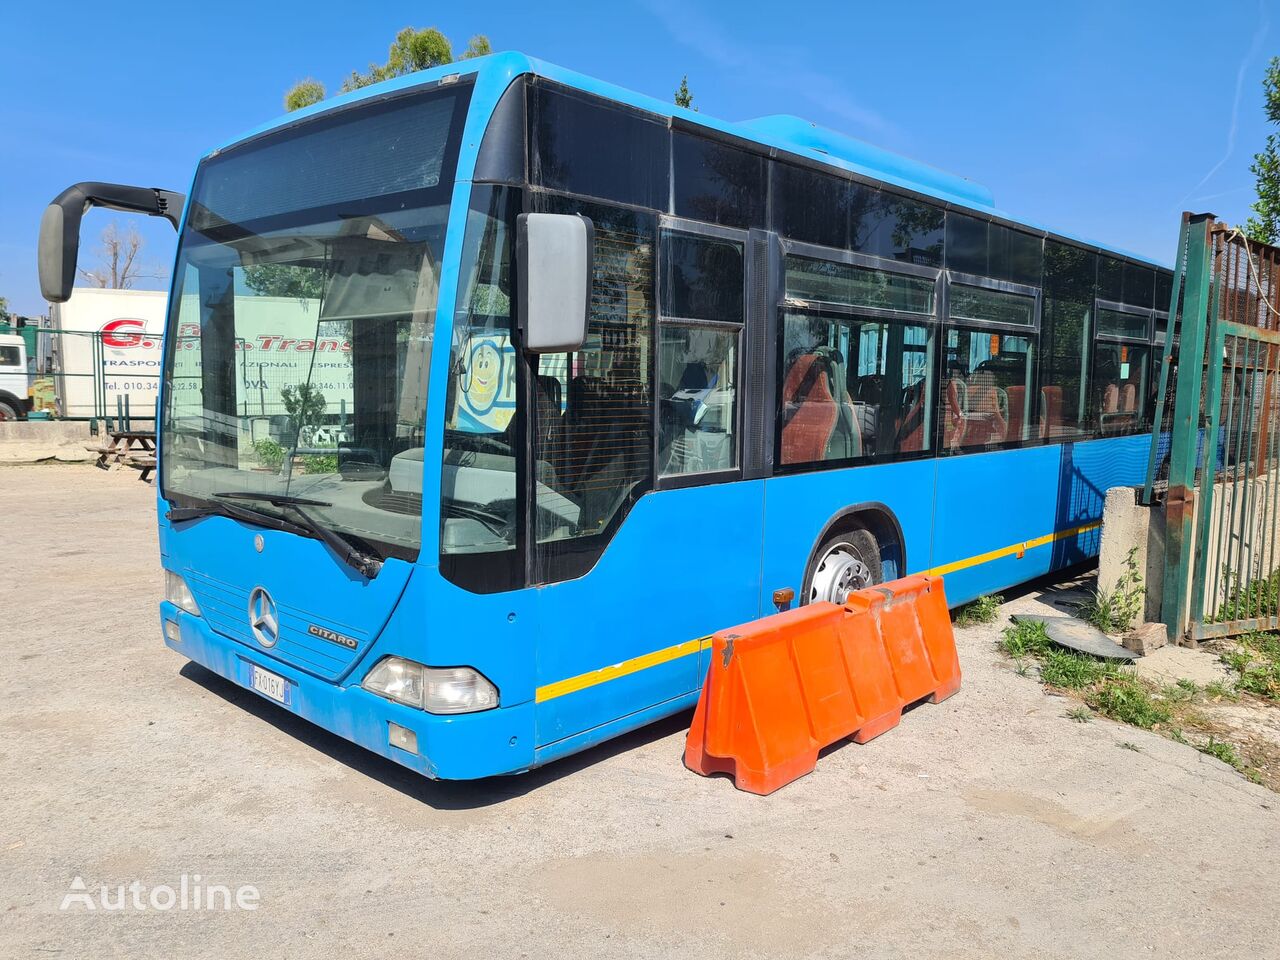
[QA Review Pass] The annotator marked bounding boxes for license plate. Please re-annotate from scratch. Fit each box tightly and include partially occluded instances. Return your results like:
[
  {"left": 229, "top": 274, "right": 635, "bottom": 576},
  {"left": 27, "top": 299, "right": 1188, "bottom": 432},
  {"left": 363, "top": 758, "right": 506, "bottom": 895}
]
[{"left": 249, "top": 664, "right": 289, "bottom": 704}]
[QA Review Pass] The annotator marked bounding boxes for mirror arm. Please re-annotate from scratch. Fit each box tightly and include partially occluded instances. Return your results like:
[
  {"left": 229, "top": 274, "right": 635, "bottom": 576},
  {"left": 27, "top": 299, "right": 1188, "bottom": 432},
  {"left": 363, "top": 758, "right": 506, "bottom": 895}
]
[
  {"left": 39, "top": 181, "right": 186, "bottom": 303},
  {"left": 50, "top": 181, "right": 185, "bottom": 231}
]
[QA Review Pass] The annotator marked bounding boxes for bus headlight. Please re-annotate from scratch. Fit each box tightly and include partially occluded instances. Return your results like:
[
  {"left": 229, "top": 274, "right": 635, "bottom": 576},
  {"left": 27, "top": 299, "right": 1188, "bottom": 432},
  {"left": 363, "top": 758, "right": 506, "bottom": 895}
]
[
  {"left": 164, "top": 570, "right": 201, "bottom": 616},
  {"left": 362, "top": 658, "right": 499, "bottom": 714}
]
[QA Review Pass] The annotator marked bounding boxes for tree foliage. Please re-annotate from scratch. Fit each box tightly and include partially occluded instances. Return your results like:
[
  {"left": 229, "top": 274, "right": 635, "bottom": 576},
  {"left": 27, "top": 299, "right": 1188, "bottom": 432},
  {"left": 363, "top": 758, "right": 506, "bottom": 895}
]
[
  {"left": 674, "top": 75, "right": 695, "bottom": 110},
  {"left": 280, "top": 382, "right": 327, "bottom": 439},
  {"left": 243, "top": 263, "right": 326, "bottom": 300},
  {"left": 283, "top": 27, "right": 492, "bottom": 112},
  {"left": 284, "top": 78, "right": 325, "bottom": 112},
  {"left": 1247, "top": 56, "right": 1280, "bottom": 245},
  {"left": 0, "top": 296, "right": 10, "bottom": 323}
]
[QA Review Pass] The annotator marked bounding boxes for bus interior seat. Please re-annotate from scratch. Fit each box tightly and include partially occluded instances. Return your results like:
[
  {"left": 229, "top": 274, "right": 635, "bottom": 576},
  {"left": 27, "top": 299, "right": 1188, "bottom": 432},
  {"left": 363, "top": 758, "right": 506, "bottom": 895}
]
[
  {"left": 896, "top": 381, "right": 927, "bottom": 453},
  {"left": 1103, "top": 382, "right": 1120, "bottom": 414},
  {"left": 1005, "top": 385, "right": 1026, "bottom": 442},
  {"left": 781, "top": 353, "right": 839, "bottom": 464},
  {"left": 1121, "top": 381, "right": 1137, "bottom": 413},
  {"left": 967, "top": 384, "right": 1007, "bottom": 446},
  {"left": 1039, "top": 385, "right": 1063, "bottom": 438},
  {"left": 944, "top": 377, "right": 967, "bottom": 448},
  {"left": 824, "top": 355, "right": 862, "bottom": 460}
]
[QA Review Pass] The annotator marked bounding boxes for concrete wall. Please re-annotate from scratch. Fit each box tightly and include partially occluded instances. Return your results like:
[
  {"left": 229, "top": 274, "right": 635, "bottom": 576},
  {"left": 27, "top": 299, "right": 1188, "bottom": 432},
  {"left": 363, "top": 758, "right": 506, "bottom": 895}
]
[
  {"left": 0, "top": 420, "right": 96, "bottom": 464},
  {"left": 0, "top": 421, "right": 92, "bottom": 443}
]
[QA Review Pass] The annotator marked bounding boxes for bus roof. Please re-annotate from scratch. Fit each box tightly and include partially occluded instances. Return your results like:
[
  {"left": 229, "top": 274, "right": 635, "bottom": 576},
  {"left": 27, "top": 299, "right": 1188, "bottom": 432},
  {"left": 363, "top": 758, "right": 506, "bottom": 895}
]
[{"left": 214, "top": 50, "right": 1169, "bottom": 271}]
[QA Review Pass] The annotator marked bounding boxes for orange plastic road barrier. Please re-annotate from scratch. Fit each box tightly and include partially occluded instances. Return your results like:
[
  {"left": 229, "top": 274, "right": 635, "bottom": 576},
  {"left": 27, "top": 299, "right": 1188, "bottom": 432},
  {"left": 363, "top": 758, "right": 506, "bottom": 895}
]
[{"left": 684, "top": 575, "right": 961, "bottom": 795}]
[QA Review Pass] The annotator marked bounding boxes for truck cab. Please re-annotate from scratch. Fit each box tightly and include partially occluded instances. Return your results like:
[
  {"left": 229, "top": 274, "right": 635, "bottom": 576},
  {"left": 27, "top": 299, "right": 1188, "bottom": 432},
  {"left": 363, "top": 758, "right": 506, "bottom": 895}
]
[{"left": 0, "top": 333, "right": 30, "bottom": 420}]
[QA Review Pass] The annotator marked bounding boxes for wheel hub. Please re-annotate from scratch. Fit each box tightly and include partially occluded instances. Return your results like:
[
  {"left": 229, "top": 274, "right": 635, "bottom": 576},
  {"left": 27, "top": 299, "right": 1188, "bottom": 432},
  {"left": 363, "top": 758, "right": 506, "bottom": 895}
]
[{"left": 810, "top": 546, "right": 871, "bottom": 604}]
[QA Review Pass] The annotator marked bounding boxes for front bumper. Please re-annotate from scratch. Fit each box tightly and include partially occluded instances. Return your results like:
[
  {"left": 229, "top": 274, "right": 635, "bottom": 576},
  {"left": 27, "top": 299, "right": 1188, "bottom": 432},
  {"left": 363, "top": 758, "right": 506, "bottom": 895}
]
[{"left": 159, "top": 603, "right": 535, "bottom": 780}]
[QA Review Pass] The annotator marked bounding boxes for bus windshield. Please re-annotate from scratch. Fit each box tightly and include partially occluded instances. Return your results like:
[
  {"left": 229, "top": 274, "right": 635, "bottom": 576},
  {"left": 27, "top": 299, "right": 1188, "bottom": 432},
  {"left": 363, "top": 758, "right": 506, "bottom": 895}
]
[{"left": 160, "top": 84, "right": 471, "bottom": 561}]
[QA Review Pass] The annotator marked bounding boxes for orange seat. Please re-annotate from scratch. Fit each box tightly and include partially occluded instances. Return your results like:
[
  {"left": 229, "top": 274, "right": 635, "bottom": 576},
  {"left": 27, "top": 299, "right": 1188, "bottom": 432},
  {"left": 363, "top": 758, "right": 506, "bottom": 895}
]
[
  {"left": 781, "top": 354, "right": 838, "bottom": 464},
  {"left": 1005, "top": 385, "right": 1026, "bottom": 443}
]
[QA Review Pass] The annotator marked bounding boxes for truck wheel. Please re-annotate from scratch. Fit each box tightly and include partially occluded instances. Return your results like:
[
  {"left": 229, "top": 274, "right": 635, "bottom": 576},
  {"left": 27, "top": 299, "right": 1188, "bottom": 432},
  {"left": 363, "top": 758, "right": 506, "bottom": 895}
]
[
  {"left": 804, "top": 527, "right": 883, "bottom": 605},
  {"left": 0, "top": 397, "right": 22, "bottom": 421}
]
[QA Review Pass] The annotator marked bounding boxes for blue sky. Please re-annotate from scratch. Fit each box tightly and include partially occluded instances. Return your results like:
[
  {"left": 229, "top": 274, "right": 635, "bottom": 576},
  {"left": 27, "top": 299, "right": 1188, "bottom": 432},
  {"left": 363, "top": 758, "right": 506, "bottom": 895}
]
[{"left": 0, "top": 0, "right": 1275, "bottom": 316}]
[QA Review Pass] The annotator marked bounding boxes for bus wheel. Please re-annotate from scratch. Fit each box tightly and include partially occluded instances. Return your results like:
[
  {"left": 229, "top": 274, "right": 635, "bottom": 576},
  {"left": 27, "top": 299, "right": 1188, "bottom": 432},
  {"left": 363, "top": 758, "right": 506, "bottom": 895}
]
[
  {"left": 805, "top": 527, "right": 882, "bottom": 605},
  {"left": 0, "top": 397, "right": 21, "bottom": 422}
]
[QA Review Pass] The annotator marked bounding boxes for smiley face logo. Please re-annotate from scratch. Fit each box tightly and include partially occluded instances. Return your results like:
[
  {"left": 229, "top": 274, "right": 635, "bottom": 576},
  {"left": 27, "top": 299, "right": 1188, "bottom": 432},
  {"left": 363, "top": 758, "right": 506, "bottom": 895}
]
[{"left": 465, "top": 340, "right": 503, "bottom": 415}]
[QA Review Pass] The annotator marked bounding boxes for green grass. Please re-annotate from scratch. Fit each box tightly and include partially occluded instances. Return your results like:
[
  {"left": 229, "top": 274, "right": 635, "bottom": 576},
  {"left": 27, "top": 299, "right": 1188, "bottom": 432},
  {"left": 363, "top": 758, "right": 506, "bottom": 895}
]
[
  {"left": 1203, "top": 680, "right": 1239, "bottom": 701},
  {"left": 1085, "top": 676, "right": 1173, "bottom": 730},
  {"left": 997, "top": 618, "right": 1278, "bottom": 790},
  {"left": 1040, "top": 649, "right": 1118, "bottom": 689},
  {"left": 1218, "top": 632, "right": 1280, "bottom": 702},
  {"left": 999, "top": 620, "right": 1053, "bottom": 659},
  {"left": 954, "top": 594, "right": 1004, "bottom": 627},
  {"left": 1066, "top": 705, "right": 1092, "bottom": 723},
  {"left": 1077, "top": 547, "right": 1145, "bottom": 634},
  {"left": 1198, "top": 737, "right": 1243, "bottom": 769},
  {"left": 1215, "top": 572, "right": 1280, "bottom": 623}
]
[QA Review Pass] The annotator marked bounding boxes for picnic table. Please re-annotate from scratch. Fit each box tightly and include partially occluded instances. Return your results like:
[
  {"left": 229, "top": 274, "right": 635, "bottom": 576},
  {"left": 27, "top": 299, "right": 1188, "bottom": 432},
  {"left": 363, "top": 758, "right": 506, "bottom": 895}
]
[{"left": 86, "top": 430, "right": 156, "bottom": 480}]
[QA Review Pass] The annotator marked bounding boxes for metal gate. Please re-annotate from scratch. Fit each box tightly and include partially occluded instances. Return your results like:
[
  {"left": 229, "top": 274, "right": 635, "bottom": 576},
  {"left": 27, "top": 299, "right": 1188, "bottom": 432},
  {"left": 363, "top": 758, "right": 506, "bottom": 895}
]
[{"left": 1146, "top": 213, "right": 1280, "bottom": 642}]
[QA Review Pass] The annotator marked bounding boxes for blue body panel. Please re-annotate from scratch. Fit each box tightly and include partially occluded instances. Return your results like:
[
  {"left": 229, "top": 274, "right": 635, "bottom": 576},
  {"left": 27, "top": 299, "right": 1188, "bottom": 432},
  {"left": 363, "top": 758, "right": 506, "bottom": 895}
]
[{"left": 155, "top": 51, "right": 1166, "bottom": 780}]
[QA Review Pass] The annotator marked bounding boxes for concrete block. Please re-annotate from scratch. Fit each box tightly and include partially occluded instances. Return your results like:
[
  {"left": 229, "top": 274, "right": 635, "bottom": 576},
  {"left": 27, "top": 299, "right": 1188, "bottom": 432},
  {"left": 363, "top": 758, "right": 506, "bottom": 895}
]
[
  {"left": 1122, "top": 621, "right": 1169, "bottom": 657},
  {"left": 1098, "top": 486, "right": 1164, "bottom": 622}
]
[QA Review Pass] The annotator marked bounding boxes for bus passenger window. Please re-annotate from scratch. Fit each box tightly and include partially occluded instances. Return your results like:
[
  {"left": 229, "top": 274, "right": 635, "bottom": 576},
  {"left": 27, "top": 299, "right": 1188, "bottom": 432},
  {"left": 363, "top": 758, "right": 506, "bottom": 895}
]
[
  {"left": 779, "top": 311, "right": 933, "bottom": 466},
  {"left": 658, "top": 229, "right": 744, "bottom": 477},
  {"left": 658, "top": 326, "right": 738, "bottom": 475},
  {"left": 940, "top": 329, "right": 1034, "bottom": 451},
  {"left": 1092, "top": 342, "right": 1150, "bottom": 435}
]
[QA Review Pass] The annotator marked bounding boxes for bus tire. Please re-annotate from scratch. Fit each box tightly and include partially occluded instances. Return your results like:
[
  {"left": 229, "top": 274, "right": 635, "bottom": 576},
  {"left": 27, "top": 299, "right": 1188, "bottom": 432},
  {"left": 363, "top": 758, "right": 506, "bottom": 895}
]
[
  {"left": 803, "top": 526, "right": 882, "bottom": 606},
  {"left": 0, "top": 395, "right": 23, "bottom": 422}
]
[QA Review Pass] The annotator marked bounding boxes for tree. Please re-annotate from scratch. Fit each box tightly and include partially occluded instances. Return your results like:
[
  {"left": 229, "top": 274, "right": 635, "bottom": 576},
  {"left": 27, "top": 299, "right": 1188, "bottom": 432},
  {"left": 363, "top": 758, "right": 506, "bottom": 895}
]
[
  {"left": 77, "top": 222, "right": 164, "bottom": 289},
  {"left": 243, "top": 263, "right": 325, "bottom": 300},
  {"left": 283, "top": 27, "right": 493, "bottom": 112},
  {"left": 0, "top": 296, "right": 10, "bottom": 323},
  {"left": 284, "top": 78, "right": 325, "bottom": 112},
  {"left": 674, "top": 75, "right": 695, "bottom": 110},
  {"left": 1247, "top": 56, "right": 1280, "bottom": 245},
  {"left": 280, "top": 382, "right": 327, "bottom": 443}
]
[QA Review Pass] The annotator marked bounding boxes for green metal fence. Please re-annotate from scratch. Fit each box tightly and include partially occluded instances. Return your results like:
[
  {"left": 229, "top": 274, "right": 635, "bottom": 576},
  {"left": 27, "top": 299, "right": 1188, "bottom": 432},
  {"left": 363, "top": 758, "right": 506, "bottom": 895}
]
[{"left": 1146, "top": 214, "right": 1280, "bottom": 642}]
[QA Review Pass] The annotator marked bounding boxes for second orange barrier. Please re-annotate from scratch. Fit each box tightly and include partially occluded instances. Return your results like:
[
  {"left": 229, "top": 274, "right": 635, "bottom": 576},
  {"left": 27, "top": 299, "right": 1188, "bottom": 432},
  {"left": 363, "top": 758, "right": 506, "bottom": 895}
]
[{"left": 684, "top": 575, "right": 961, "bottom": 795}]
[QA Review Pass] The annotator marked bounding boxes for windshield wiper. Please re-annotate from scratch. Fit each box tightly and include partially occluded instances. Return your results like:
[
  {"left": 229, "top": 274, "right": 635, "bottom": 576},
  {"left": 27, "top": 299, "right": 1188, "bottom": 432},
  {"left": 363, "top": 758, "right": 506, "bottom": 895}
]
[
  {"left": 211, "top": 492, "right": 384, "bottom": 580},
  {"left": 167, "top": 498, "right": 311, "bottom": 537},
  {"left": 443, "top": 500, "right": 512, "bottom": 539}
]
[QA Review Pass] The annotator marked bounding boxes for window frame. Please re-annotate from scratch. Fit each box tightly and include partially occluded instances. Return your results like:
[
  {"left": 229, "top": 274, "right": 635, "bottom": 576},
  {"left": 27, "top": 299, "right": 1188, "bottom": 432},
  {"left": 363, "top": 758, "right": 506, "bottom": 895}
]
[
  {"left": 944, "top": 270, "right": 1042, "bottom": 335},
  {"left": 655, "top": 215, "right": 748, "bottom": 490},
  {"left": 1095, "top": 297, "right": 1154, "bottom": 345},
  {"left": 773, "top": 238, "right": 944, "bottom": 474},
  {"left": 781, "top": 238, "right": 944, "bottom": 326},
  {"left": 937, "top": 270, "right": 1043, "bottom": 451}
]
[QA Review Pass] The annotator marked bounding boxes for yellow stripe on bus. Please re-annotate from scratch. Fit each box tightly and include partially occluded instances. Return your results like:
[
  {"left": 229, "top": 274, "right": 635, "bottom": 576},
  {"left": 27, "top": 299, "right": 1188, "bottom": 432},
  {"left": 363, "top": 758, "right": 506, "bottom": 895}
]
[
  {"left": 924, "top": 521, "right": 1101, "bottom": 577},
  {"left": 533, "top": 520, "right": 1101, "bottom": 703},
  {"left": 535, "top": 636, "right": 713, "bottom": 703}
]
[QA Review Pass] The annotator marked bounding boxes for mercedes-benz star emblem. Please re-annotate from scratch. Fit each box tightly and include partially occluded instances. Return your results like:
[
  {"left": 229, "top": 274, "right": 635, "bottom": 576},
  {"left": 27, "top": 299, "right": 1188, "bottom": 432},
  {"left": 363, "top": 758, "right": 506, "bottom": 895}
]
[
  {"left": 248, "top": 586, "right": 279, "bottom": 648},
  {"left": 254, "top": 534, "right": 264, "bottom": 553}
]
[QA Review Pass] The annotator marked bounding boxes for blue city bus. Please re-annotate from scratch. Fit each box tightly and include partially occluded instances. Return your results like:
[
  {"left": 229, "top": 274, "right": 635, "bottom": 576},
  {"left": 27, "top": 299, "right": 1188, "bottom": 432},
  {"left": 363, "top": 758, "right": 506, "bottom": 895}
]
[{"left": 39, "top": 52, "right": 1173, "bottom": 780}]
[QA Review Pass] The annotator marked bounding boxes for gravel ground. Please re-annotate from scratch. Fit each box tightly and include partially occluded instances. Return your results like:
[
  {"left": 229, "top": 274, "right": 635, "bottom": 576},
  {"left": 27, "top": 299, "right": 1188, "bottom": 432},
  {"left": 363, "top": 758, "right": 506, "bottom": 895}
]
[{"left": 2, "top": 462, "right": 1279, "bottom": 960}]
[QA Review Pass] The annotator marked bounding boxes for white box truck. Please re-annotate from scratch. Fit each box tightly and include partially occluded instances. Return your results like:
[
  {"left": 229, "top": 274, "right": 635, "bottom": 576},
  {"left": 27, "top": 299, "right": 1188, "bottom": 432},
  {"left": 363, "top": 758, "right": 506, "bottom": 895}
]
[{"left": 50, "top": 287, "right": 167, "bottom": 422}]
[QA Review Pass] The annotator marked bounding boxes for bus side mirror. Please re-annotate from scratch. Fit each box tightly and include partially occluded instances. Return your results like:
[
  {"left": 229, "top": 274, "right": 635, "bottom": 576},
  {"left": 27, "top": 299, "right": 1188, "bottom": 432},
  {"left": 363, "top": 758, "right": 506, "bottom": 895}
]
[
  {"left": 38, "top": 182, "right": 185, "bottom": 304},
  {"left": 516, "top": 213, "right": 593, "bottom": 353}
]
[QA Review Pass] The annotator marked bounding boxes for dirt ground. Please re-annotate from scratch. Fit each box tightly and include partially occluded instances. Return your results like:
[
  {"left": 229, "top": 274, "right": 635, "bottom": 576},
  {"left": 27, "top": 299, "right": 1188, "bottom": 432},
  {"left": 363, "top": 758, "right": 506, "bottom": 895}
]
[{"left": 2, "top": 462, "right": 1279, "bottom": 960}]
